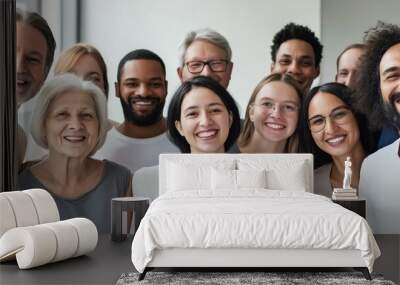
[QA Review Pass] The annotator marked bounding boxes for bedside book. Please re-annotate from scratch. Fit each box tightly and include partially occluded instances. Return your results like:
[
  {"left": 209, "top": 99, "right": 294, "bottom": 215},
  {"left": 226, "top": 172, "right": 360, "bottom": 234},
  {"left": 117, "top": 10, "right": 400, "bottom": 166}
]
[
  {"left": 332, "top": 195, "right": 359, "bottom": 200},
  {"left": 333, "top": 188, "right": 357, "bottom": 193},
  {"left": 332, "top": 187, "right": 358, "bottom": 200},
  {"left": 332, "top": 192, "right": 357, "bottom": 197}
]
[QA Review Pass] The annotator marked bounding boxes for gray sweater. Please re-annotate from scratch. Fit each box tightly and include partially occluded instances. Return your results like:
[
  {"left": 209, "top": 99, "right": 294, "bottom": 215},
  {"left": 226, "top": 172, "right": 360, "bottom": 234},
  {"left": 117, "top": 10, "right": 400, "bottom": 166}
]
[{"left": 18, "top": 160, "right": 131, "bottom": 233}]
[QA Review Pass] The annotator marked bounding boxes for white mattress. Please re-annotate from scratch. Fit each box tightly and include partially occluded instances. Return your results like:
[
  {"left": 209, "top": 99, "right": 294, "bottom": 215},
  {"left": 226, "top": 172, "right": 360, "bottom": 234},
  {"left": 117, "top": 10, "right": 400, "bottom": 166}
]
[{"left": 131, "top": 190, "right": 380, "bottom": 273}]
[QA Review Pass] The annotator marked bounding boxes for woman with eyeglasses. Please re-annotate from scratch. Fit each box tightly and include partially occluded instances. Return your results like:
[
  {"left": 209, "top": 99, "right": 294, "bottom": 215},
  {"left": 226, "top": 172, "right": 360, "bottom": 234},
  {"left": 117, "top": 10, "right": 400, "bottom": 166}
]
[
  {"left": 235, "top": 73, "right": 303, "bottom": 153},
  {"left": 300, "top": 82, "right": 375, "bottom": 197}
]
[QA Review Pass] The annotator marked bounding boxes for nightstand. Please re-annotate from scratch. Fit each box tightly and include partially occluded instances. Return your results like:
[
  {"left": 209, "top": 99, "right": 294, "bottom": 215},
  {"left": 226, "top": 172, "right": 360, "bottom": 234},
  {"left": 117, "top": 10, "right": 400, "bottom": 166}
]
[
  {"left": 332, "top": 199, "right": 366, "bottom": 218},
  {"left": 111, "top": 197, "right": 150, "bottom": 242}
]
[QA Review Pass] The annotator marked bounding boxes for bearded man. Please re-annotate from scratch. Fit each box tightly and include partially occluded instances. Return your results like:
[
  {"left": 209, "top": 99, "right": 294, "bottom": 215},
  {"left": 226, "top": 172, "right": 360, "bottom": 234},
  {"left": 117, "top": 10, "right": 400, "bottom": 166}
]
[
  {"left": 94, "top": 49, "right": 178, "bottom": 174},
  {"left": 358, "top": 22, "right": 400, "bottom": 234}
]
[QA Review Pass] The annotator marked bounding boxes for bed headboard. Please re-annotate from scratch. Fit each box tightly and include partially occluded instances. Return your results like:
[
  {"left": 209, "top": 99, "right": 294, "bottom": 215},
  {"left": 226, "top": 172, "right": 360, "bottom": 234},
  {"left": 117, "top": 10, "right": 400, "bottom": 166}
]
[{"left": 159, "top": 153, "right": 313, "bottom": 195}]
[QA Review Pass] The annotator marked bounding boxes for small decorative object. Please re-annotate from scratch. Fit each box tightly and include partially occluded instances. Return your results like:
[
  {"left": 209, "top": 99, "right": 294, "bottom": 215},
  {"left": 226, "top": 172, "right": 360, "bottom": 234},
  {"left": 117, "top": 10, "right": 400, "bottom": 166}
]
[
  {"left": 332, "top": 157, "right": 358, "bottom": 200},
  {"left": 343, "top": 156, "right": 352, "bottom": 190}
]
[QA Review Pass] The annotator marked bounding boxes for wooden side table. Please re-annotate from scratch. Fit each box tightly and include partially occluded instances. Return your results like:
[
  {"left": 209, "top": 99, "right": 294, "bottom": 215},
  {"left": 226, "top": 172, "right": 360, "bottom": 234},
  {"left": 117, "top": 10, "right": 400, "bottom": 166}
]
[
  {"left": 332, "top": 199, "right": 366, "bottom": 218},
  {"left": 111, "top": 197, "right": 150, "bottom": 242}
]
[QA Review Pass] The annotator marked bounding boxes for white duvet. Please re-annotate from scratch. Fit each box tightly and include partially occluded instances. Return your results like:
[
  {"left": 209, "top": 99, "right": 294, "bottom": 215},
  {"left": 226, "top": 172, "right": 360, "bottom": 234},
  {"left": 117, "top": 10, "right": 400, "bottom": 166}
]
[{"left": 131, "top": 190, "right": 380, "bottom": 273}]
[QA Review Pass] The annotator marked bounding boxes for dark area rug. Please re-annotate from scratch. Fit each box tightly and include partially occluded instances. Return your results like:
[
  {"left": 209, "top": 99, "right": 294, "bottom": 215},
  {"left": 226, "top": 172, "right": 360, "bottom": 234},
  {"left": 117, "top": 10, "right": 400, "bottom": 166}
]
[{"left": 116, "top": 271, "right": 396, "bottom": 285}]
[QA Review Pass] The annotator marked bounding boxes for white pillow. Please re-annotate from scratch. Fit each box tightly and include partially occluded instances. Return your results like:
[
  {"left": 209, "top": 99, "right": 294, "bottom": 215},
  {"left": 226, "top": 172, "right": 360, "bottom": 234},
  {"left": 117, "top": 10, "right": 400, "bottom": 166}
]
[
  {"left": 237, "top": 159, "right": 308, "bottom": 191},
  {"left": 166, "top": 160, "right": 235, "bottom": 192},
  {"left": 237, "top": 169, "right": 267, "bottom": 189},
  {"left": 266, "top": 162, "right": 307, "bottom": 191},
  {"left": 211, "top": 168, "right": 267, "bottom": 190},
  {"left": 211, "top": 168, "right": 236, "bottom": 190}
]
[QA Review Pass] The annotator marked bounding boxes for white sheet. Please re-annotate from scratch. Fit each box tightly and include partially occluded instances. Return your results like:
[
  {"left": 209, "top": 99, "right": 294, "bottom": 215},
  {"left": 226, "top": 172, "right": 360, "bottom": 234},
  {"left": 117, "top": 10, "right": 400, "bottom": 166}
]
[{"left": 131, "top": 190, "right": 380, "bottom": 273}]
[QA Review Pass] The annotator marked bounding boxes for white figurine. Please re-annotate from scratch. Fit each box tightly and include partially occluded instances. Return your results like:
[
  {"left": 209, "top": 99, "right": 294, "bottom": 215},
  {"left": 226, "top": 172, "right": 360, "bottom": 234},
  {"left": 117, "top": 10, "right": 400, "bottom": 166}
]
[{"left": 343, "top": 157, "right": 352, "bottom": 189}]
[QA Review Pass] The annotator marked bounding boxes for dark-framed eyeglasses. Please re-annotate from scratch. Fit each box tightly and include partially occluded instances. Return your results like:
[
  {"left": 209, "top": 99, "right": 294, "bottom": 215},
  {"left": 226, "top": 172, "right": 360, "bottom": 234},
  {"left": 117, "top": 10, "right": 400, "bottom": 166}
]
[
  {"left": 308, "top": 106, "right": 353, "bottom": 133},
  {"left": 185, "top": 59, "right": 229, "bottom": 74}
]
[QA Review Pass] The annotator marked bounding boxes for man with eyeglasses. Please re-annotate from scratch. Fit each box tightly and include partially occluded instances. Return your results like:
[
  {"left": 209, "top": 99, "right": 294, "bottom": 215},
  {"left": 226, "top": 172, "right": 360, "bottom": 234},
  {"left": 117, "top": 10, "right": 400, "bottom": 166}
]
[
  {"left": 357, "top": 22, "right": 400, "bottom": 234},
  {"left": 177, "top": 28, "right": 233, "bottom": 88}
]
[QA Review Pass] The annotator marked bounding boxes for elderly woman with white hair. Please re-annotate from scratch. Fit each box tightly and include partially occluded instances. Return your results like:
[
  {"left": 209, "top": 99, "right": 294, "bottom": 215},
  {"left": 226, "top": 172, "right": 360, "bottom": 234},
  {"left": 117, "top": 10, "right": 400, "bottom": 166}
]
[{"left": 18, "top": 74, "right": 132, "bottom": 233}]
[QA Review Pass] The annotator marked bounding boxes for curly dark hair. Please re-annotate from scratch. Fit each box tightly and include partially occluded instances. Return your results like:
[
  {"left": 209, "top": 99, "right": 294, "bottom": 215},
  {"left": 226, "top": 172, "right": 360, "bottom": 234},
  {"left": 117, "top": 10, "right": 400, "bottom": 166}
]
[
  {"left": 167, "top": 76, "right": 241, "bottom": 153},
  {"left": 299, "top": 83, "right": 376, "bottom": 168},
  {"left": 270, "top": 22, "right": 323, "bottom": 68},
  {"left": 356, "top": 22, "right": 400, "bottom": 130}
]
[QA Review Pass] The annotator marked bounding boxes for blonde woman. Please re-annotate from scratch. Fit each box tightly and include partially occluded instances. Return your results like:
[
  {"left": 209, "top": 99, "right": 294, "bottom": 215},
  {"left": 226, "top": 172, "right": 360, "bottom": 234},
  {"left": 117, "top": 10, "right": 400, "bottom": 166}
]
[
  {"left": 236, "top": 73, "right": 303, "bottom": 153},
  {"left": 54, "top": 43, "right": 117, "bottom": 128}
]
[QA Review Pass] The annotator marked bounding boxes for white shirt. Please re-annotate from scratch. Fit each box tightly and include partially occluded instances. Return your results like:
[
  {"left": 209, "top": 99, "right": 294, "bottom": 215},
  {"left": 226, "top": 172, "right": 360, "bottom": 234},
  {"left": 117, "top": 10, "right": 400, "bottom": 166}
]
[
  {"left": 94, "top": 127, "right": 179, "bottom": 175},
  {"left": 359, "top": 139, "right": 400, "bottom": 234}
]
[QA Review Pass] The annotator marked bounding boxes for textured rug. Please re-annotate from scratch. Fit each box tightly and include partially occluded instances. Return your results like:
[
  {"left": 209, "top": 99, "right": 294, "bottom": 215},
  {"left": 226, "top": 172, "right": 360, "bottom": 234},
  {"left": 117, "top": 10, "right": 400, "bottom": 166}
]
[{"left": 116, "top": 271, "right": 396, "bottom": 285}]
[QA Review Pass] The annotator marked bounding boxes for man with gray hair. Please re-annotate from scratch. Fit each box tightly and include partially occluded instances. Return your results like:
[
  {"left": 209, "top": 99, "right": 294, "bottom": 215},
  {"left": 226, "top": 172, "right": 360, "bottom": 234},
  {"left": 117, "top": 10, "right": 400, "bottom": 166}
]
[
  {"left": 16, "top": 8, "right": 56, "bottom": 167},
  {"left": 177, "top": 28, "right": 233, "bottom": 88},
  {"left": 16, "top": 8, "right": 56, "bottom": 108}
]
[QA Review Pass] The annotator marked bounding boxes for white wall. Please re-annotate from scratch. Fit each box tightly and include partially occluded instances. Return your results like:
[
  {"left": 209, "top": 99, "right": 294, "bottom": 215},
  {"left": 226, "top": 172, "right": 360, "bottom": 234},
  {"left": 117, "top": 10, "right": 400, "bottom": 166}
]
[
  {"left": 81, "top": 0, "right": 321, "bottom": 122},
  {"left": 320, "top": 0, "right": 400, "bottom": 84}
]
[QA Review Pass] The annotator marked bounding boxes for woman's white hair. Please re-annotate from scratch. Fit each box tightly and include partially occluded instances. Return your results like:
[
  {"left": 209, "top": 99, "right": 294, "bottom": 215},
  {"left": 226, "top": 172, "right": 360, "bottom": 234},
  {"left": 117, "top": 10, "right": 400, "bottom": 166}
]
[
  {"left": 30, "top": 73, "right": 108, "bottom": 154},
  {"left": 177, "top": 28, "right": 232, "bottom": 66}
]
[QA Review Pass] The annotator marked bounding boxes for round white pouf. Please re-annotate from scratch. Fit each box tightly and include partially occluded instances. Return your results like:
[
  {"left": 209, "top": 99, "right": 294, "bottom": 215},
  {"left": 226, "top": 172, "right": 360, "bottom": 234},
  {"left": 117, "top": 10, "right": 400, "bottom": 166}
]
[
  {"left": 0, "top": 225, "right": 57, "bottom": 269},
  {"left": 23, "top": 189, "right": 59, "bottom": 224},
  {"left": 0, "top": 218, "right": 98, "bottom": 269},
  {"left": 0, "top": 196, "right": 17, "bottom": 237},
  {"left": 42, "top": 221, "right": 79, "bottom": 262},
  {"left": 0, "top": 192, "right": 39, "bottom": 227},
  {"left": 67, "top": 218, "right": 98, "bottom": 257}
]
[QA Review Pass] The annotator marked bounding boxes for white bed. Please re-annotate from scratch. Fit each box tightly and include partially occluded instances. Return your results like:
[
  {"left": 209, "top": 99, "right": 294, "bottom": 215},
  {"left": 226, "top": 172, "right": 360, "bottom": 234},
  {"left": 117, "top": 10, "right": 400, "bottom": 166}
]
[{"left": 131, "top": 154, "right": 380, "bottom": 280}]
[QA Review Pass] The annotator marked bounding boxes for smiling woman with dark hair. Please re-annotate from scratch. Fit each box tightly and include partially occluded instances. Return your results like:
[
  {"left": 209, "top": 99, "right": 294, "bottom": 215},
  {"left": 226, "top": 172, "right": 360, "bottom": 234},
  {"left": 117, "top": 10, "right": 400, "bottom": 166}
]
[
  {"left": 300, "top": 82, "right": 375, "bottom": 197},
  {"left": 167, "top": 76, "right": 240, "bottom": 153}
]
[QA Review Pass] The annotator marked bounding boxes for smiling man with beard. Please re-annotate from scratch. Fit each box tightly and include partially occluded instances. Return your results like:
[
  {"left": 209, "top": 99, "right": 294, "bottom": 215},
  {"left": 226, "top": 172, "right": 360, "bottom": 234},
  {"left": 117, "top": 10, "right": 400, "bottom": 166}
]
[
  {"left": 357, "top": 22, "right": 400, "bottom": 234},
  {"left": 94, "top": 49, "right": 179, "bottom": 175}
]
